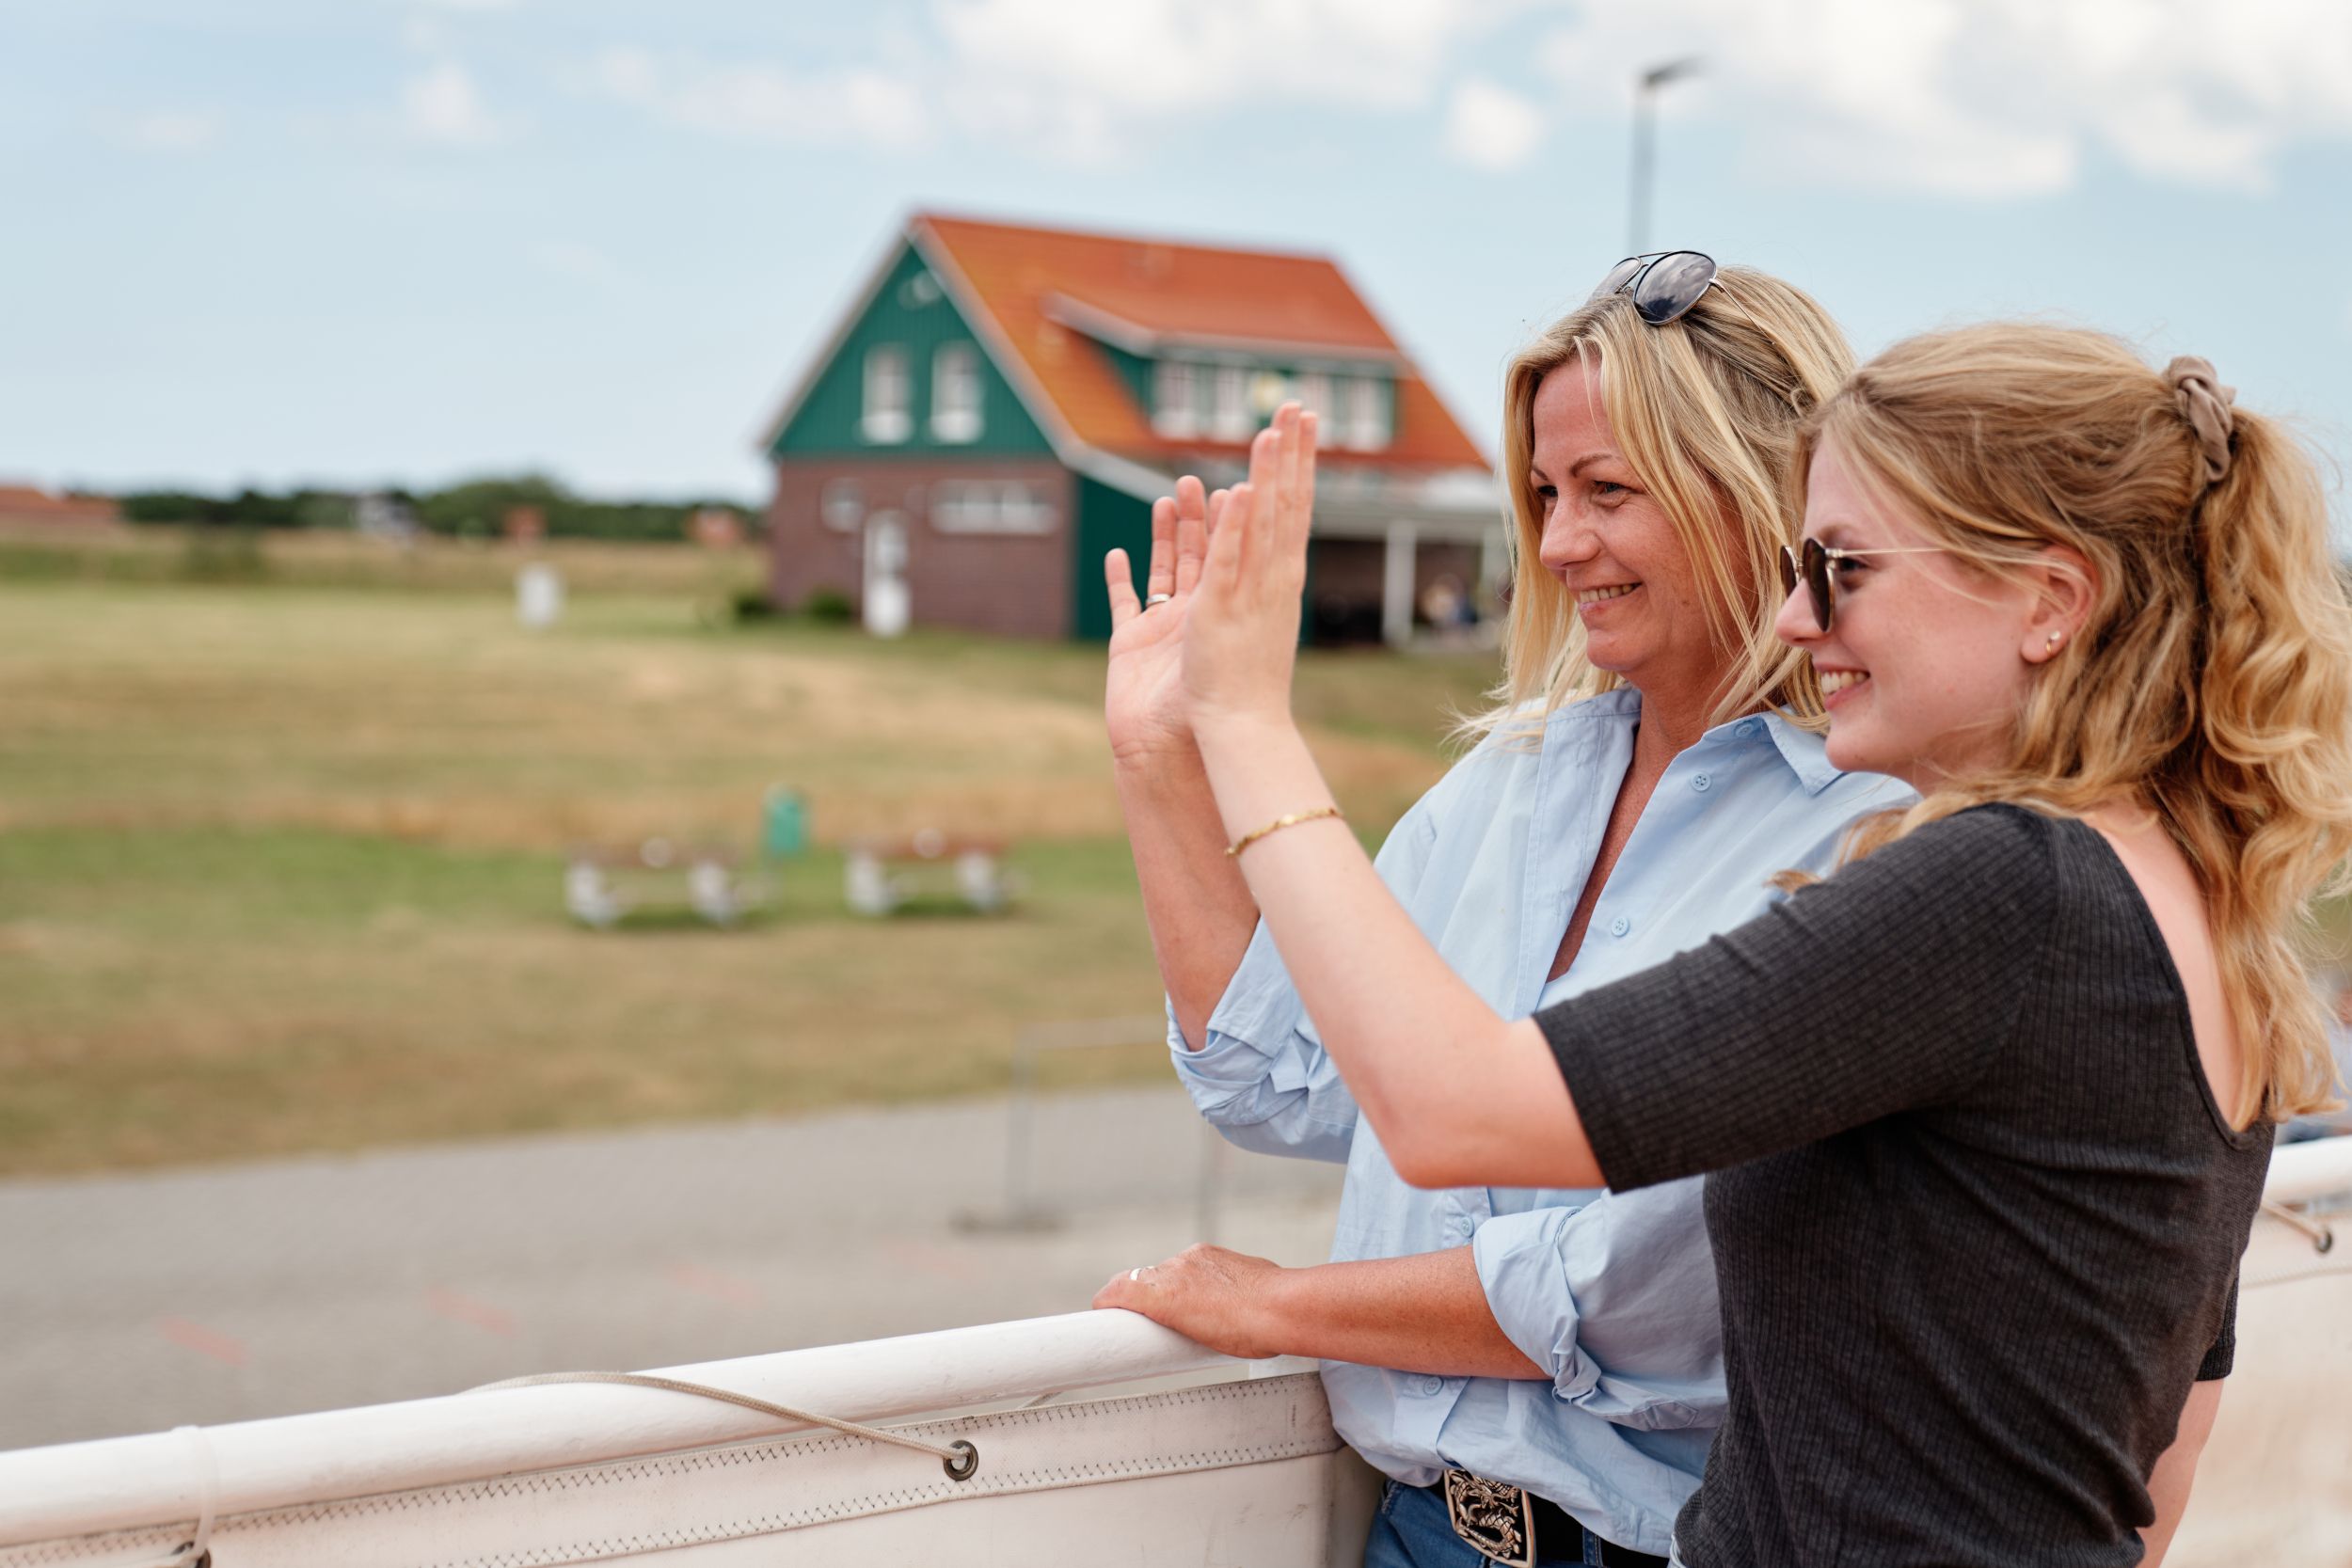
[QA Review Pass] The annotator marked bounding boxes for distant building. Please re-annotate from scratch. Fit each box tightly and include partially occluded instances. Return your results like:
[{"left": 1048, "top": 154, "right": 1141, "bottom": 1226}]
[
  {"left": 0, "top": 484, "right": 119, "bottom": 530},
  {"left": 757, "top": 214, "right": 1501, "bottom": 643}
]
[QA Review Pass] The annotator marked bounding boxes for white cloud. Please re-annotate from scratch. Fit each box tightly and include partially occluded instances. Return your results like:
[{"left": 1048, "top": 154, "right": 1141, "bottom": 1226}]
[
  {"left": 590, "top": 0, "right": 1514, "bottom": 163},
  {"left": 932, "top": 0, "right": 1505, "bottom": 152},
  {"left": 402, "top": 61, "right": 507, "bottom": 145},
  {"left": 579, "top": 0, "right": 2352, "bottom": 187},
  {"left": 1443, "top": 78, "right": 1547, "bottom": 171},
  {"left": 116, "top": 111, "right": 223, "bottom": 154},
  {"left": 589, "top": 46, "right": 930, "bottom": 150},
  {"left": 1536, "top": 0, "right": 2352, "bottom": 197}
]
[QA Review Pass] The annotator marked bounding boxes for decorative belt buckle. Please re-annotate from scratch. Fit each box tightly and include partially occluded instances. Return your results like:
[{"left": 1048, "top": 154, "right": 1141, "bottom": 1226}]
[{"left": 1442, "top": 1469, "right": 1536, "bottom": 1568}]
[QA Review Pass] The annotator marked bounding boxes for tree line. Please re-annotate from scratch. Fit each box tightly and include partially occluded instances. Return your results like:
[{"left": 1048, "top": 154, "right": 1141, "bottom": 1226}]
[{"left": 118, "top": 476, "right": 751, "bottom": 544}]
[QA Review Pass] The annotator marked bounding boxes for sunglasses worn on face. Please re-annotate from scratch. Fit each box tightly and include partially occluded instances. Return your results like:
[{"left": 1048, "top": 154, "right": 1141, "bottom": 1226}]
[
  {"left": 1778, "top": 538, "right": 1947, "bottom": 632},
  {"left": 1590, "top": 251, "right": 1720, "bottom": 325}
]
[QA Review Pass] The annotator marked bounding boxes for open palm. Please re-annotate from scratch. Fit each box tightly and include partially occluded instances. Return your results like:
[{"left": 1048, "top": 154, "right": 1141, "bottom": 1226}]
[{"left": 1104, "top": 476, "right": 1219, "bottom": 762}]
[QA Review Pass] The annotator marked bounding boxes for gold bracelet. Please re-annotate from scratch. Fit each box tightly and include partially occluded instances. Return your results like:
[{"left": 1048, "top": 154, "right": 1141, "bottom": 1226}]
[{"left": 1226, "top": 805, "right": 1345, "bottom": 859}]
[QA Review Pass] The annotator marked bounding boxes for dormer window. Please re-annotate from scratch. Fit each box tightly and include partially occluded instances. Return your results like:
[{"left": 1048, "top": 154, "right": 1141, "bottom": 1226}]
[
  {"left": 1153, "top": 360, "right": 1200, "bottom": 438},
  {"left": 930, "top": 341, "right": 982, "bottom": 443},
  {"left": 1294, "top": 372, "right": 1333, "bottom": 423},
  {"left": 1209, "top": 365, "right": 1250, "bottom": 440},
  {"left": 1338, "top": 375, "right": 1391, "bottom": 451},
  {"left": 862, "top": 345, "right": 912, "bottom": 443}
]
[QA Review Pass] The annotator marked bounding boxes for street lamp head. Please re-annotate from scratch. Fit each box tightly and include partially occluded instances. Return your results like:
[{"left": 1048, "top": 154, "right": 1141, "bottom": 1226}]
[{"left": 1640, "top": 56, "right": 1704, "bottom": 91}]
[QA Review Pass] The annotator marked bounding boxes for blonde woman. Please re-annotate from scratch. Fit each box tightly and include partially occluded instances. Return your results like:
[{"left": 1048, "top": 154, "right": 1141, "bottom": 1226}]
[
  {"left": 1097, "top": 256, "right": 1906, "bottom": 1568},
  {"left": 1144, "top": 325, "right": 2352, "bottom": 1565}
]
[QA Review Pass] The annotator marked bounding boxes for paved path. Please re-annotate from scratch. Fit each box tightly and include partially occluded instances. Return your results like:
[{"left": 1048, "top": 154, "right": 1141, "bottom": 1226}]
[{"left": 0, "top": 1086, "right": 1343, "bottom": 1451}]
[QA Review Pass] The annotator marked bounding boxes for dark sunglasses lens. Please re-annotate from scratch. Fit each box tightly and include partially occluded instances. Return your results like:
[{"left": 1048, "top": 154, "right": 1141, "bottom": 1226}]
[
  {"left": 1631, "top": 251, "right": 1717, "bottom": 325},
  {"left": 1777, "top": 545, "right": 1800, "bottom": 596},
  {"left": 1591, "top": 256, "right": 1646, "bottom": 303},
  {"left": 1802, "top": 539, "right": 1834, "bottom": 631}
]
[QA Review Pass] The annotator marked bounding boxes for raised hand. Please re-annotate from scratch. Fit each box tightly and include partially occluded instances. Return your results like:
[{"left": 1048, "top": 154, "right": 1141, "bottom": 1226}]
[
  {"left": 1180, "top": 404, "right": 1318, "bottom": 734},
  {"left": 1104, "top": 476, "right": 1223, "bottom": 762}
]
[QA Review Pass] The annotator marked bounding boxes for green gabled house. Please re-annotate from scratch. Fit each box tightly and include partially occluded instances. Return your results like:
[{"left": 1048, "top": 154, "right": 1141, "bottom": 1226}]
[{"left": 758, "top": 212, "right": 1500, "bottom": 643}]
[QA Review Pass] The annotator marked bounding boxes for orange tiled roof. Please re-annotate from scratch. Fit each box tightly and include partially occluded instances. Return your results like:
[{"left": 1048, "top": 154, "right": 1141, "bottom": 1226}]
[
  {"left": 914, "top": 214, "right": 1486, "bottom": 473},
  {"left": 0, "top": 485, "right": 119, "bottom": 526}
]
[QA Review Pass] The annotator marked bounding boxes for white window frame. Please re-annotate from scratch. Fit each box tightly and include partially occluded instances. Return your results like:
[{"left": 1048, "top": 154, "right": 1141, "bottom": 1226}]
[
  {"left": 861, "top": 345, "right": 912, "bottom": 444},
  {"left": 930, "top": 481, "right": 1058, "bottom": 536},
  {"left": 930, "top": 342, "right": 982, "bottom": 444},
  {"left": 1340, "top": 375, "right": 1391, "bottom": 451},
  {"left": 1152, "top": 360, "right": 1200, "bottom": 439},
  {"left": 1209, "top": 364, "right": 1250, "bottom": 441},
  {"left": 1294, "top": 371, "right": 1333, "bottom": 424},
  {"left": 820, "top": 479, "right": 866, "bottom": 533}
]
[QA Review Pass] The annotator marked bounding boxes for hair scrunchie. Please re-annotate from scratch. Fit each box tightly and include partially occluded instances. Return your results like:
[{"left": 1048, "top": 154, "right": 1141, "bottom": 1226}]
[{"left": 2164, "top": 356, "right": 2237, "bottom": 489}]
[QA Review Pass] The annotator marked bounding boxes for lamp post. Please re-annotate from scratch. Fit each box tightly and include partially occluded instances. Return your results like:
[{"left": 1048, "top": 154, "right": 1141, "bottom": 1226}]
[{"left": 1629, "top": 56, "right": 1703, "bottom": 255}]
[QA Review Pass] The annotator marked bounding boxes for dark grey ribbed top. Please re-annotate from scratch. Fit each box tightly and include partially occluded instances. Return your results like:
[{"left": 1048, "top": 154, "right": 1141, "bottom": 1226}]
[{"left": 1537, "top": 804, "right": 2270, "bottom": 1568}]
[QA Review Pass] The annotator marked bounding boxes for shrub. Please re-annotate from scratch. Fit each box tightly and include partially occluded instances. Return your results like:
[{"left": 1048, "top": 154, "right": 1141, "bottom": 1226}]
[{"left": 802, "top": 587, "right": 855, "bottom": 625}]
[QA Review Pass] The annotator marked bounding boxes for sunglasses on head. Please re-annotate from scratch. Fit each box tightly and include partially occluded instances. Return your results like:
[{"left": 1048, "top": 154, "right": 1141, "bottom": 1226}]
[
  {"left": 1777, "top": 538, "right": 1947, "bottom": 632},
  {"left": 1590, "top": 250, "right": 1721, "bottom": 325}
]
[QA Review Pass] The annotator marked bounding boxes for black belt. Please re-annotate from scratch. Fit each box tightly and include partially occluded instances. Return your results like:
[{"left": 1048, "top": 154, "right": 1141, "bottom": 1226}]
[{"left": 1432, "top": 1471, "right": 1668, "bottom": 1568}]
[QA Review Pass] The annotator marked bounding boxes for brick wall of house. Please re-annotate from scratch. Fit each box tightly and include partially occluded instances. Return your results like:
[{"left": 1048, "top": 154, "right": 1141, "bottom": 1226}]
[{"left": 767, "top": 458, "right": 1077, "bottom": 641}]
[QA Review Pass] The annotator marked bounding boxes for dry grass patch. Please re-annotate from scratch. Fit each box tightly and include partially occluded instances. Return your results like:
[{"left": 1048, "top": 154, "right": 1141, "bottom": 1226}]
[{"left": 0, "top": 577, "right": 1495, "bottom": 1173}]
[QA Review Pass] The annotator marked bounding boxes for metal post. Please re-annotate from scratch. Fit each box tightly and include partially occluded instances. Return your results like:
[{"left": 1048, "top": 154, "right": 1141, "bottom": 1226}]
[
  {"left": 1004, "top": 1028, "right": 1039, "bottom": 1226},
  {"left": 958, "top": 1014, "right": 1169, "bottom": 1234},
  {"left": 1629, "top": 58, "right": 1703, "bottom": 256},
  {"left": 1196, "top": 1125, "right": 1228, "bottom": 1245},
  {"left": 1629, "top": 90, "right": 1656, "bottom": 257}
]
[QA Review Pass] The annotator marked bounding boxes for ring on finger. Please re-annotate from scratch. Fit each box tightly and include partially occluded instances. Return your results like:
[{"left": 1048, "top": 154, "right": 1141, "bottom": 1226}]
[
  {"left": 1144, "top": 594, "right": 1173, "bottom": 608},
  {"left": 1129, "top": 1267, "right": 1146, "bottom": 1282}
]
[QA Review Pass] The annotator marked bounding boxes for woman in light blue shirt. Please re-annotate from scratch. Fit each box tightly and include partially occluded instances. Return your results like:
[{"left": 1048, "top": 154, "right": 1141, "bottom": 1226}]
[{"left": 1095, "top": 255, "right": 1905, "bottom": 1568}]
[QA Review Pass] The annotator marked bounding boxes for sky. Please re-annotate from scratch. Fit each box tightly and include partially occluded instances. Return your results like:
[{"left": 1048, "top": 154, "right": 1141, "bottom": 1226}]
[{"left": 5, "top": 0, "right": 2352, "bottom": 509}]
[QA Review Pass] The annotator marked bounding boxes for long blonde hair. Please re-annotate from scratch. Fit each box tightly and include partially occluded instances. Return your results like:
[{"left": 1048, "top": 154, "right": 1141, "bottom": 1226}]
[
  {"left": 1805, "top": 323, "right": 2352, "bottom": 1124},
  {"left": 1473, "top": 266, "right": 1854, "bottom": 738}
]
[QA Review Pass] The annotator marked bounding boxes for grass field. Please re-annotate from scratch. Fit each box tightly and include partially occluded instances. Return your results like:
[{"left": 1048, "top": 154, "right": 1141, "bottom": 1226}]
[{"left": 0, "top": 554, "right": 1495, "bottom": 1175}]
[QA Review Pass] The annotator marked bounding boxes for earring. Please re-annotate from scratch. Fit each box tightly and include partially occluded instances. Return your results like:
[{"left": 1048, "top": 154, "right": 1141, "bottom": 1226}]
[{"left": 2045, "top": 631, "right": 2063, "bottom": 654}]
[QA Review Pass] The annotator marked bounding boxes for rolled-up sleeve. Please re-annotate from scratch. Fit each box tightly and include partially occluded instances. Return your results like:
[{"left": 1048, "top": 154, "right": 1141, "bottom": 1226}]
[
  {"left": 1471, "top": 1180, "right": 1724, "bottom": 1431},
  {"left": 1168, "top": 795, "right": 1445, "bottom": 1165}
]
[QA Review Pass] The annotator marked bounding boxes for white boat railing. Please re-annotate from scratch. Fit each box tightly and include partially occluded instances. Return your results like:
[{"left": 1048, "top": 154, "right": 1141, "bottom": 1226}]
[
  {"left": 0, "top": 1138, "right": 2344, "bottom": 1568},
  {"left": 0, "top": 1309, "right": 1271, "bottom": 1546},
  {"left": 2262, "top": 1132, "right": 2352, "bottom": 1208}
]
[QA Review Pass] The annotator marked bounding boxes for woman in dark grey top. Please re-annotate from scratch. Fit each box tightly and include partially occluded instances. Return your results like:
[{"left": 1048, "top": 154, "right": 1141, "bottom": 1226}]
[
  {"left": 1134, "top": 325, "right": 2352, "bottom": 1564},
  {"left": 1535, "top": 802, "right": 2268, "bottom": 1563}
]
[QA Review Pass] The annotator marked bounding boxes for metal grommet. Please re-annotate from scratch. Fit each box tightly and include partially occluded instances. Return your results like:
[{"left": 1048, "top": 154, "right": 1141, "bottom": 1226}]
[
  {"left": 2317, "top": 1226, "right": 2336, "bottom": 1256},
  {"left": 942, "top": 1439, "right": 980, "bottom": 1481}
]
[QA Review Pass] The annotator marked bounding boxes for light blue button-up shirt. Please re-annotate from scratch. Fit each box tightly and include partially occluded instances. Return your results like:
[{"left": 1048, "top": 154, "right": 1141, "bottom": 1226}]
[{"left": 1169, "top": 689, "right": 1911, "bottom": 1557}]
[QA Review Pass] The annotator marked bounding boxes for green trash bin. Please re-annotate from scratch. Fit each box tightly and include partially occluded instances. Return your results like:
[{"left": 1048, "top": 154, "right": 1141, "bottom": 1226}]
[{"left": 763, "top": 787, "right": 808, "bottom": 860}]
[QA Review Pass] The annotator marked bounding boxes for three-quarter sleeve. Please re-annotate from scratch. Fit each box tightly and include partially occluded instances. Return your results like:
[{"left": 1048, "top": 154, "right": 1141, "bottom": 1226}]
[
  {"left": 1472, "top": 1182, "right": 1724, "bottom": 1430},
  {"left": 1537, "top": 805, "right": 2058, "bottom": 1192}
]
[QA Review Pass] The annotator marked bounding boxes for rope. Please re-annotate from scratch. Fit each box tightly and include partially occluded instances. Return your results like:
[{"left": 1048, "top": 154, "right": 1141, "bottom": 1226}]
[
  {"left": 2261, "top": 1198, "right": 2336, "bottom": 1254},
  {"left": 73, "top": 1424, "right": 217, "bottom": 1568},
  {"left": 464, "top": 1370, "right": 981, "bottom": 1480}
]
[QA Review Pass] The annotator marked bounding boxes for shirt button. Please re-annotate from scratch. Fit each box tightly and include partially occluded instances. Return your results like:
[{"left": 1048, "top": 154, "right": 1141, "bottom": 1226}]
[
  {"left": 1414, "top": 1374, "right": 1445, "bottom": 1397},
  {"left": 1738, "top": 719, "right": 1765, "bottom": 739},
  {"left": 1692, "top": 773, "right": 1712, "bottom": 792},
  {"left": 1609, "top": 916, "right": 1630, "bottom": 938}
]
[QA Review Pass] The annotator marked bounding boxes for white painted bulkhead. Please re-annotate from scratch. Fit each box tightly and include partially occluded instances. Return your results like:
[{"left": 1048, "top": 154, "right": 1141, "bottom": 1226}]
[{"left": 0, "top": 1139, "right": 2344, "bottom": 1568}]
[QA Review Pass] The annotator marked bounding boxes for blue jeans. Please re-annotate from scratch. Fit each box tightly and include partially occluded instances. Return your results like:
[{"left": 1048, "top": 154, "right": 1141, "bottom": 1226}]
[{"left": 1364, "top": 1479, "right": 1622, "bottom": 1568}]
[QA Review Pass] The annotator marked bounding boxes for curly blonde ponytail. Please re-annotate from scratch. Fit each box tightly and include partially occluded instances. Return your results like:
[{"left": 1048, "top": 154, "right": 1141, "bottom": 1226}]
[{"left": 1804, "top": 324, "right": 2352, "bottom": 1124}]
